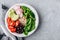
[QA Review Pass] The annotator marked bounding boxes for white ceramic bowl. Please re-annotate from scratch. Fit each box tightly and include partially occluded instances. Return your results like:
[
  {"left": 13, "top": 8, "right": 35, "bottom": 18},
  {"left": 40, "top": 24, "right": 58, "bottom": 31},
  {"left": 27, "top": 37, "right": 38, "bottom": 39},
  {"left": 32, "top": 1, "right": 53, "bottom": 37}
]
[{"left": 5, "top": 3, "right": 39, "bottom": 37}]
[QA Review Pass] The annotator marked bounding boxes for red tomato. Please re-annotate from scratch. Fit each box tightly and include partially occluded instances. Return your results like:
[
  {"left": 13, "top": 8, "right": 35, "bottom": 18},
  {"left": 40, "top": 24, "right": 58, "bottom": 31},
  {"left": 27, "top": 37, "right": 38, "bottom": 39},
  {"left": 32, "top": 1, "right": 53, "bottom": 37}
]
[
  {"left": 7, "top": 18, "right": 15, "bottom": 26},
  {"left": 7, "top": 17, "right": 11, "bottom": 23},
  {"left": 8, "top": 21, "right": 11, "bottom": 25},
  {"left": 9, "top": 21, "right": 15, "bottom": 26},
  {"left": 15, "top": 20, "right": 20, "bottom": 26},
  {"left": 9, "top": 28, "right": 16, "bottom": 32},
  {"left": 8, "top": 25, "right": 14, "bottom": 29}
]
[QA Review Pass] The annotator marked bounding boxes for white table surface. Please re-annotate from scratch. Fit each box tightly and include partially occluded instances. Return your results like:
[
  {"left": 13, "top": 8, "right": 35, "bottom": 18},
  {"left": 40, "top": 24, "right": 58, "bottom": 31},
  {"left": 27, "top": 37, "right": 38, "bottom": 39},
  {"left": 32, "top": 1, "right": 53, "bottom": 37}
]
[{"left": 0, "top": 0, "right": 60, "bottom": 40}]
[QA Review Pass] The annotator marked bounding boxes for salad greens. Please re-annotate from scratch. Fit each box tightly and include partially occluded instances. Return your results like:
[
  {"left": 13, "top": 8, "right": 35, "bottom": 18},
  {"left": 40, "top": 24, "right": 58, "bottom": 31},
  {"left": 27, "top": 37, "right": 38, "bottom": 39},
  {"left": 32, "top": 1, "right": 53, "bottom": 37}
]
[{"left": 21, "top": 6, "right": 35, "bottom": 35}]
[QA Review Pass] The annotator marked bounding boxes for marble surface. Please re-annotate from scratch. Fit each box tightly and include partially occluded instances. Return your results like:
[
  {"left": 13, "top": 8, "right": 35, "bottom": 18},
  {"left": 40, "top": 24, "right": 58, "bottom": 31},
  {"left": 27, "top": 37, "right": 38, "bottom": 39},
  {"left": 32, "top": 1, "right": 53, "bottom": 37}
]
[{"left": 0, "top": 0, "right": 60, "bottom": 40}]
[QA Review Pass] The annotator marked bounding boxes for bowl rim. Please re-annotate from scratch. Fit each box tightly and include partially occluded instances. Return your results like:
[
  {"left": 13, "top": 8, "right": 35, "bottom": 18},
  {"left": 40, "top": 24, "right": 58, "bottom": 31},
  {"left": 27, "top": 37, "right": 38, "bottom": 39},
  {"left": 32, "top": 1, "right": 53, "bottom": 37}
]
[{"left": 5, "top": 3, "right": 39, "bottom": 37}]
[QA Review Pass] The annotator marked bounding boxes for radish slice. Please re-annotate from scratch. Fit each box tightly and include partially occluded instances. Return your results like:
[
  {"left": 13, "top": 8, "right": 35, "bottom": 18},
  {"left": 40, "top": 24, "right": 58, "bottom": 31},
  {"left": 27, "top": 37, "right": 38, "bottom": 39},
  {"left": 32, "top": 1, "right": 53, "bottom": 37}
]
[
  {"left": 13, "top": 5, "right": 23, "bottom": 18},
  {"left": 13, "top": 5, "right": 20, "bottom": 10}
]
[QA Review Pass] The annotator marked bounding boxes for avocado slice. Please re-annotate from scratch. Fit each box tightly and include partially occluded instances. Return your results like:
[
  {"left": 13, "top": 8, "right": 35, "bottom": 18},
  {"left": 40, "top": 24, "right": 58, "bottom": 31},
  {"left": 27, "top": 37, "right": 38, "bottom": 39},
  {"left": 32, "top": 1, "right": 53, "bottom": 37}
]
[{"left": 8, "top": 9, "right": 19, "bottom": 21}]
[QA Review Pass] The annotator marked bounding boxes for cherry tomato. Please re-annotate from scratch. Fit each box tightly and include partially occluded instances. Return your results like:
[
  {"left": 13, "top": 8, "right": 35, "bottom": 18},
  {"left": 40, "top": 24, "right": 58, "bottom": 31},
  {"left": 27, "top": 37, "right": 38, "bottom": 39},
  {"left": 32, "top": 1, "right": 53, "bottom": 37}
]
[
  {"left": 7, "top": 21, "right": 11, "bottom": 25},
  {"left": 9, "top": 28, "right": 16, "bottom": 32},
  {"left": 9, "top": 21, "right": 15, "bottom": 26},
  {"left": 15, "top": 20, "right": 20, "bottom": 26},
  {"left": 7, "top": 18, "right": 15, "bottom": 26},
  {"left": 8, "top": 25, "right": 14, "bottom": 29},
  {"left": 7, "top": 17, "right": 11, "bottom": 23}
]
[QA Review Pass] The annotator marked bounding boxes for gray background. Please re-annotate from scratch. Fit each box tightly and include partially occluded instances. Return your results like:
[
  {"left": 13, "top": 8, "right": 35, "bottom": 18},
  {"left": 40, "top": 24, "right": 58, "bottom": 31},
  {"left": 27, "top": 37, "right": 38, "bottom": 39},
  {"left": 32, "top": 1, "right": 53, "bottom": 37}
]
[{"left": 0, "top": 0, "right": 60, "bottom": 40}]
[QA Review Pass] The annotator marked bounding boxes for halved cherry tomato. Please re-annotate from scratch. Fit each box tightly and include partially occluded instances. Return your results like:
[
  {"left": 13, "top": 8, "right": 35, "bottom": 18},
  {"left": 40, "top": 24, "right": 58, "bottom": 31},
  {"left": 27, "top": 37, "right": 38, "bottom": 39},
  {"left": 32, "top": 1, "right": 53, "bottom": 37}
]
[
  {"left": 9, "top": 28, "right": 16, "bottom": 32},
  {"left": 7, "top": 17, "right": 11, "bottom": 23},
  {"left": 8, "top": 25, "right": 14, "bottom": 29},
  {"left": 15, "top": 20, "right": 20, "bottom": 26},
  {"left": 7, "top": 17, "right": 16, "bottom": 32},
  {"left": 9, "top": 21, "right": 15, "bottom": 27},
  {"left": 7, "top": 17, "right": 15, "bottom": 26}
]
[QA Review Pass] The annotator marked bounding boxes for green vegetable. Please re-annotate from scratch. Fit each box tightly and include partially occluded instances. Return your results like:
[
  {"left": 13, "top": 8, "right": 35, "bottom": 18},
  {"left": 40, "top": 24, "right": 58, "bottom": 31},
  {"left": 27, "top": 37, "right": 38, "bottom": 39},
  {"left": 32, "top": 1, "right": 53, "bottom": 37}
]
[
  {"left": 8, "top": 9, "right": 19, "bottom": 21},
  {"left": 21, "top": 6, "right": 35, "bottom": 18},
  {"left": 30, "top": 21, "right": 35, "bottom": 31},
  {"left": 23, "top": 30, "right": 28, "bottom": 35},
  {"left": 21, "top": 6, "right": 35, "bottom": 35},
  {"left": 24, "top": 18, "right": 31, "bottom": 31}
]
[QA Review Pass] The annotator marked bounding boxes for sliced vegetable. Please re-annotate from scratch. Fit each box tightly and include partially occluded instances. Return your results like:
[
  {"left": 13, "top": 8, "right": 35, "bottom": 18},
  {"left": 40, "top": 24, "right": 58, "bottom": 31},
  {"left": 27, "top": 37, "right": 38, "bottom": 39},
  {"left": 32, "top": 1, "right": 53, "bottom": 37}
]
[
  {"left": 9, "top": 21, "right": 15, "bottom": 27},
  {"left": 7, "top": 17, "right": 11, "bottom": 23},
  {"left": 8, "top": 25, "right": 14, "bottom": 29},
  {"left": 9, "top": 28, "right": 16, "bottom": 32},
  {"left": 8, "top": 26, "right": 16, "bottom": 32},
  {"left": 15, "top": 20, "right": 20, "bottom": 26},
  {"left": 13, "top": 5, "right": 23, "bottom": 18},
  {"left": 8, "top": 9, "right": 19, "bottom": 21},
  {"left": 11, "top": 14, "right": 19, "bottom": 21},
  {"left": 7, "top": 17, "right": 15, "bottom": 26}
]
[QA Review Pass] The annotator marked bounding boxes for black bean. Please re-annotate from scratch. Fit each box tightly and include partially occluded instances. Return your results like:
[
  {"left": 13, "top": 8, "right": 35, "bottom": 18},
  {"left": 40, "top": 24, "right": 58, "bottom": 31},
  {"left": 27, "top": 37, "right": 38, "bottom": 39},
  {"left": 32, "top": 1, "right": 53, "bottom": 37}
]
[
  {"left": 16, "top": 27, "right": 20, "bottom": 31},
  {"left": 19, "top": 27, "right": 22, "bottom": 30},
  {"left": 16, "top": 31, "right": 19, "bottom": 33},
  {"left": 16, "top": 30, "right": 23, "bottom": 34},
  {"left": 15, "top": 23, "right": 24, "bottom": 34},
  {"left": 19, "top": 30, "right": 23, "bottom": 33}
]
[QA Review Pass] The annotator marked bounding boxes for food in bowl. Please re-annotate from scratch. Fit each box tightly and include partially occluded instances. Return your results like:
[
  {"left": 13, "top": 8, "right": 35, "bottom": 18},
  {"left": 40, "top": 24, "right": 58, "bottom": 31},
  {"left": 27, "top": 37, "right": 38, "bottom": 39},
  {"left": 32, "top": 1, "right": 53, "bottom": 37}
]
[{"left": 6, "top": 5, "right": 36, "bottom": 35}]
